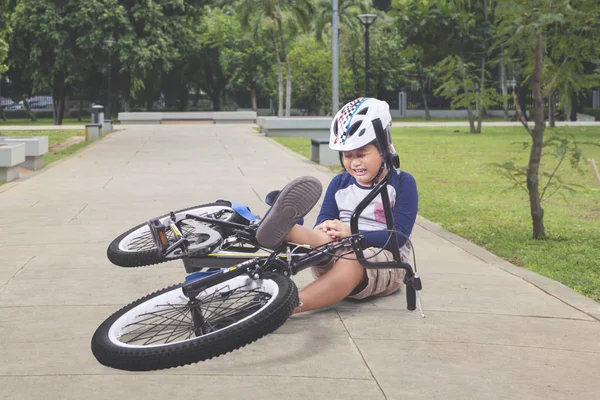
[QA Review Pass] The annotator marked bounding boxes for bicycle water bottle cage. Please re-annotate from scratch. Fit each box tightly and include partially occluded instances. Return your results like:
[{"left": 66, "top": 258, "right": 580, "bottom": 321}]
[
  {"left": 230, "top": 201, "right": 259, "bottom": 223},
  {"left": 148, "top": 218, "right": 169, "bottom": 252}
]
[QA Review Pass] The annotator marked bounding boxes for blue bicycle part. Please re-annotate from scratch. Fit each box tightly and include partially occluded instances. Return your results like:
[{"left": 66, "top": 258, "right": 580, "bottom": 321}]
[
  {"left": 185, "top": 269, "right": 222, "bottom": 282},
  {"left": 230, "top": 201, "right": 259, "bottom": 222}
]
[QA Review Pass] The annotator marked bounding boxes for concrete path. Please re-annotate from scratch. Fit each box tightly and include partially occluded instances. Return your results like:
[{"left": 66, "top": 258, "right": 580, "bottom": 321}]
[{"left": 1, "top": 124, "right": 599, "bottom": 400}]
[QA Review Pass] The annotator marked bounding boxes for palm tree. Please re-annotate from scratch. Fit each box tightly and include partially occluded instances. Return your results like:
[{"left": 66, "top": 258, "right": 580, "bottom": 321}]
[
  {"left": 238, "top": 0, "right": 313, "bottom": 117},
  {"left": 314, "top": 0, "right": 369, "bottom": 45}
]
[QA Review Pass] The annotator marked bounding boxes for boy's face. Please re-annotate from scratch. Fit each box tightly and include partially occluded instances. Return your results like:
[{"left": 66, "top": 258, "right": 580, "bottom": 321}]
[{"left": 342, "top": 143, "right": 383, "bottom": 186}]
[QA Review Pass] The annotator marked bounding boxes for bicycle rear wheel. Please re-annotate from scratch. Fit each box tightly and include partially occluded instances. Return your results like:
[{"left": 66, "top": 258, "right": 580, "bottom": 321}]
[
  {"left": 107, "top": 202, "right": 247, "bottom": 267},
  {"left": 91, "top": 273, "right": 297, "bottom": 371}
]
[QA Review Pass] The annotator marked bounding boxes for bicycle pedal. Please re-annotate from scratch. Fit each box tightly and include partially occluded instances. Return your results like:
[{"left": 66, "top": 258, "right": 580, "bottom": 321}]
[{"left": 148, "top": 218, "right": 169, "bottom": 252}]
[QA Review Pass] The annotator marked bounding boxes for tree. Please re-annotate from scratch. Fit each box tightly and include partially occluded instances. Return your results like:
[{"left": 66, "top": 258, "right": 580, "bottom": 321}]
[
  {"left": 9, "top": 0, "right": 89, "bottom": 124},
  {"left": 496, "top": 0, "right": 600, "bottom": 239},
  {"left": 391, "top": 0, "right": 470, "bottom": 120},
  {"left": 314, "top": 0, "right": 369, "bottom": 44},
  {"left": 221, "top": 26, "right": 275, "bottom": 111},
  {"left": 288, "top": 35, "right": 332, "bottom": 114},
  {"left": 238, "top": 0, "right": 314, "bottom": 117},
  {"left": 0, "top": 0, "right": 8, "bottom": 75},
  {"left": 392, "top": 0, "right": 504, "bottom": 130},
  {"left": 0, "top": 0, "right": 12, "bottom": 121}
]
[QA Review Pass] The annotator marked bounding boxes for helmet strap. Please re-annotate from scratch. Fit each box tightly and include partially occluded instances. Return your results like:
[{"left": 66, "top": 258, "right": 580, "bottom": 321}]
[{"left": 370, "top": 161, "right": 386, "bottom": 187}]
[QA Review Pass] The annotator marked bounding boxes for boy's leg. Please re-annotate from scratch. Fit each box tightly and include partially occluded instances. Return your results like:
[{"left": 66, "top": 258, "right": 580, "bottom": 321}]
[{"left": 293, "top": 253, "right": 366, "bottom": 314}]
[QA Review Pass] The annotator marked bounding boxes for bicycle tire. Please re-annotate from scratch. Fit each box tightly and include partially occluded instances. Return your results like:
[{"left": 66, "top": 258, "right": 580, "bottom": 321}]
[
  {"left": 91, "top": 273, "right": 297, "bottom": 371},
  {"left": 107, "top": 202, "right": 247, "bottom": 267}
]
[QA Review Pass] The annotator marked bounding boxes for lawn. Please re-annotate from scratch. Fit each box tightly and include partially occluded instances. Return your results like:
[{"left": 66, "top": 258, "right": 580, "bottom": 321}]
[
  {"left": 392, "top": 116, "right": 507, "bottom": 123},
  {"left": 0, "top": 117, "right": 89, "bottom": 126},
  {"left": 1, "top": 129, "right": 90, "bottom": 165},
  {"left": 273, "top": 125, "right": 600, "bottom": 302}
]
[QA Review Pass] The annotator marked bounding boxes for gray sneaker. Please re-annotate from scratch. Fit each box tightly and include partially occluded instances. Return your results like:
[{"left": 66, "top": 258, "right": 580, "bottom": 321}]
[{"left": 255, "top": 176, "right": 323, "bottom": 249}]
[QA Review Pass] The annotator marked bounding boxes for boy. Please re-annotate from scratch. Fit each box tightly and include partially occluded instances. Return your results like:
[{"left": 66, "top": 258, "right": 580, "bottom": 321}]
[{"left": 256, "top": 98, "right": 418, "bottom": 314}]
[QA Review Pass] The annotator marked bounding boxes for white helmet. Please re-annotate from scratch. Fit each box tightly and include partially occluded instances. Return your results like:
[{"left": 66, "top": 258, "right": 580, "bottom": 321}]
[{"left": 329, "top": 97, "right": 395, "bottom": 153}]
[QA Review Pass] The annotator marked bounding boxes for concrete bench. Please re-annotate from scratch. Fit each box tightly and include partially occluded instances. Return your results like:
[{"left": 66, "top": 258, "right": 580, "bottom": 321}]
[
  {"left": 86, "top": 124, "right": 102, "bottom": 141},
  {"left": 261, "top": 117, "right": 332, "bottom": 139},
  {"left": 311, "top": 137, "right": 338, "bottom": 166},
  {"left": 118, "top": 111, "right": 257, "bottom": 124},
  {"left": 118, "top": 112, "right": 163, "bottom": 125},
  {"left": 102, "top": 120, "right": 114, "bottom": 135},
  {"left": 0, "top": 136, "right": 48, "bottom": 170},
  {"left": 213, "top": 111, "right": 256, "bottom": 124},
  {"left": 0, "top": 143, "right": 25, "bottom": 182}
]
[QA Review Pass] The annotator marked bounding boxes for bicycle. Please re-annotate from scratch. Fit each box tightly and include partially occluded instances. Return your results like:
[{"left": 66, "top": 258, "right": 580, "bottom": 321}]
[{"left": 91, "top": 118, "right": 425, "bottom": 371}]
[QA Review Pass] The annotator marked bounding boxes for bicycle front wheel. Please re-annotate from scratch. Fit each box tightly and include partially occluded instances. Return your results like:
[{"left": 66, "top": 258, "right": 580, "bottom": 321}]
[
  {"left": 107, "top": 203, "right": 245, "bottom": 267},
  {"left": 91, "top": 273, "right": 297, "bottom": 371}
]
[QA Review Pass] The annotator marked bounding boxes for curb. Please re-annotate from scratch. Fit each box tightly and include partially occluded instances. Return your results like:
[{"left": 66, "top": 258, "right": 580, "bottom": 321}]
[
  {"left": 415, "top": 215, "right": 600, "bottom": 321},
  {"left": 265, "top": 133, "right": 600, "bottom": 322}
]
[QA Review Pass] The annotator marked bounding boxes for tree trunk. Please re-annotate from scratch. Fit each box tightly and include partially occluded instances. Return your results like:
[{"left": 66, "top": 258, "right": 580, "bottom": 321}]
[
  {"left": 527, "top": 31, "right": 546, "bottom": 239},
  {"left": 500, "top": 46, "right": 509, "bottom": 121},
  {"left": 211, "top": 92, "right": 221, "bottom": 111},
  {"left": 0, "top": 105, "right": 5, "bottom": 121},
  {"left": 23, "top": 98, "right": 37, "bottom": 121},
  {"left": 460, "top": 57, "right": 476, "bottom": 133},
  {"left": 548, "top": 90, "right": 555, "bottom": 128},
  {"left": 476, "top": 55, "right": 485, "bottom": 133},
  {"left": 58, "top": 94, "right": 67, "bottom": 125},
  {"left": 418, "top": 68, "right": 431, "bottom": 120},
  {"left": 476, "top": 0, "right": 488, "bottom": 134},
  {"left": 271, "top": 31, "right": 284, "bottom": 117},
  {"left": 251, "top": 87, "right": 257, "bottom": 111},
  {"left": 275, "top": 4, "right": 291, "bottom": 117}
]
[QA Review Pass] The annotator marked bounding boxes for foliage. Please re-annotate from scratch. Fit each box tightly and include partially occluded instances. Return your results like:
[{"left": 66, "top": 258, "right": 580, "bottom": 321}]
[
  {"left": 0, "top": 0, "right": 9, "bottom": 75},
  {"left": 495, "top": 0, "right": 600, "bottom": 238},
  {"left": 289, "top": 35, "right": 341, "bottom": 114},
  {"left": 434, "top": 55, "right": 506, "bottom": 114},
  {"left": 492, "top": 130, "right": 600, "bottom": 203},
  {"left": 314, "top": 0, "right": 369, "bottom": 44},
  {"left": 496, "top": 0, "right": 600, "bottom": 113}
]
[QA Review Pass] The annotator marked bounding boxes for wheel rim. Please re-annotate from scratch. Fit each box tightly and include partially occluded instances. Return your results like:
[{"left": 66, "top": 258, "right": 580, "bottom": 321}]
[
  {"left": 107, "top": 276, "right": 280, "bottom": 348},
  {"left": 117, "top": 206, "right": 234, "bottom": 253}
]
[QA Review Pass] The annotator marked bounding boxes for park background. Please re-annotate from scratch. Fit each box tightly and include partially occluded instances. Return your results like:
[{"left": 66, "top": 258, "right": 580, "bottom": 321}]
[{"left": 0, "top": 0, "right": 599, "bottom": 303}]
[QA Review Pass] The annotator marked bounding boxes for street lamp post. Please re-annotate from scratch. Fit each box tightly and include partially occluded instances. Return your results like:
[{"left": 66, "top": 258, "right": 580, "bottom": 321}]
[
  {"left": 105, "top": 39, "right": 115, "bottom": 119},
  {"left": 357, "top": 14, "right": 378, "bottom": 97}
]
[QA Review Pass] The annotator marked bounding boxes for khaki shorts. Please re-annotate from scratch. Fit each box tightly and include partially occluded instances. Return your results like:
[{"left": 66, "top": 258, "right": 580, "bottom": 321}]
[{"left": 310, "top": 247, "right": 406, "bottom": 300}]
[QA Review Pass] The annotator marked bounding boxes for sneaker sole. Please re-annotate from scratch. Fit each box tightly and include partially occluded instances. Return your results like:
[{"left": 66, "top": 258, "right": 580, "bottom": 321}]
[{"left": 256, "top": 176, "right": 323, "bottom": 249}]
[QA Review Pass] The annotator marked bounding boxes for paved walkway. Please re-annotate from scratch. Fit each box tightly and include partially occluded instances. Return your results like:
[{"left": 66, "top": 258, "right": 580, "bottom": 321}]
[{"left": 1, "top": 124, "right": 599, "bottom": 400}]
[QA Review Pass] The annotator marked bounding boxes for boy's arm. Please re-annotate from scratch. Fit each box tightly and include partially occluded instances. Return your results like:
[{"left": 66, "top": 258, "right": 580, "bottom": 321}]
[
  {"left": 362, "top": 172, "right": 418, "bottom": 249},
  {"left": 314, "top": 175, "right": 341, "bottom": 227}
]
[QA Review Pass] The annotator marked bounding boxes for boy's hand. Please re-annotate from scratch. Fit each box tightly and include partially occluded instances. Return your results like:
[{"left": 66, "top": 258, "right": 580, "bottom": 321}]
[{"left": 317, "top": 219, "right": 351, "bottom": 239}]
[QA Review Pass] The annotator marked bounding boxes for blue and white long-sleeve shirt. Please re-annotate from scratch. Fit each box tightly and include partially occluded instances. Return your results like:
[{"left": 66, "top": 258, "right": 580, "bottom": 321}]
[{"left": 315, "top": 170, "right": 418, "bottom": 257}]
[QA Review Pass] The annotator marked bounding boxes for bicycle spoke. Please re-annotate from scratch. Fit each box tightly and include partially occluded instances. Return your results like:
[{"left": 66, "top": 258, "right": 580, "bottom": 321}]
[{"left": 116, "top": 278, "right": 272, "bottom": 346}]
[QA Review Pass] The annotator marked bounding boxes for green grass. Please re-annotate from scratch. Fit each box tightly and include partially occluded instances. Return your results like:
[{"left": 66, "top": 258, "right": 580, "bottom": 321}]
[
  {"left": 1, "top": 129, "right": 91, "bottom": 165},
  {"left": 0, "top": 118, "right": 89, "bottom": 126},
  {"left": 392, "top": 116, "right": 507, "bottom": 123},
  {"left": 273, "top": 125, "right": 600, "bottom": 302}
]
